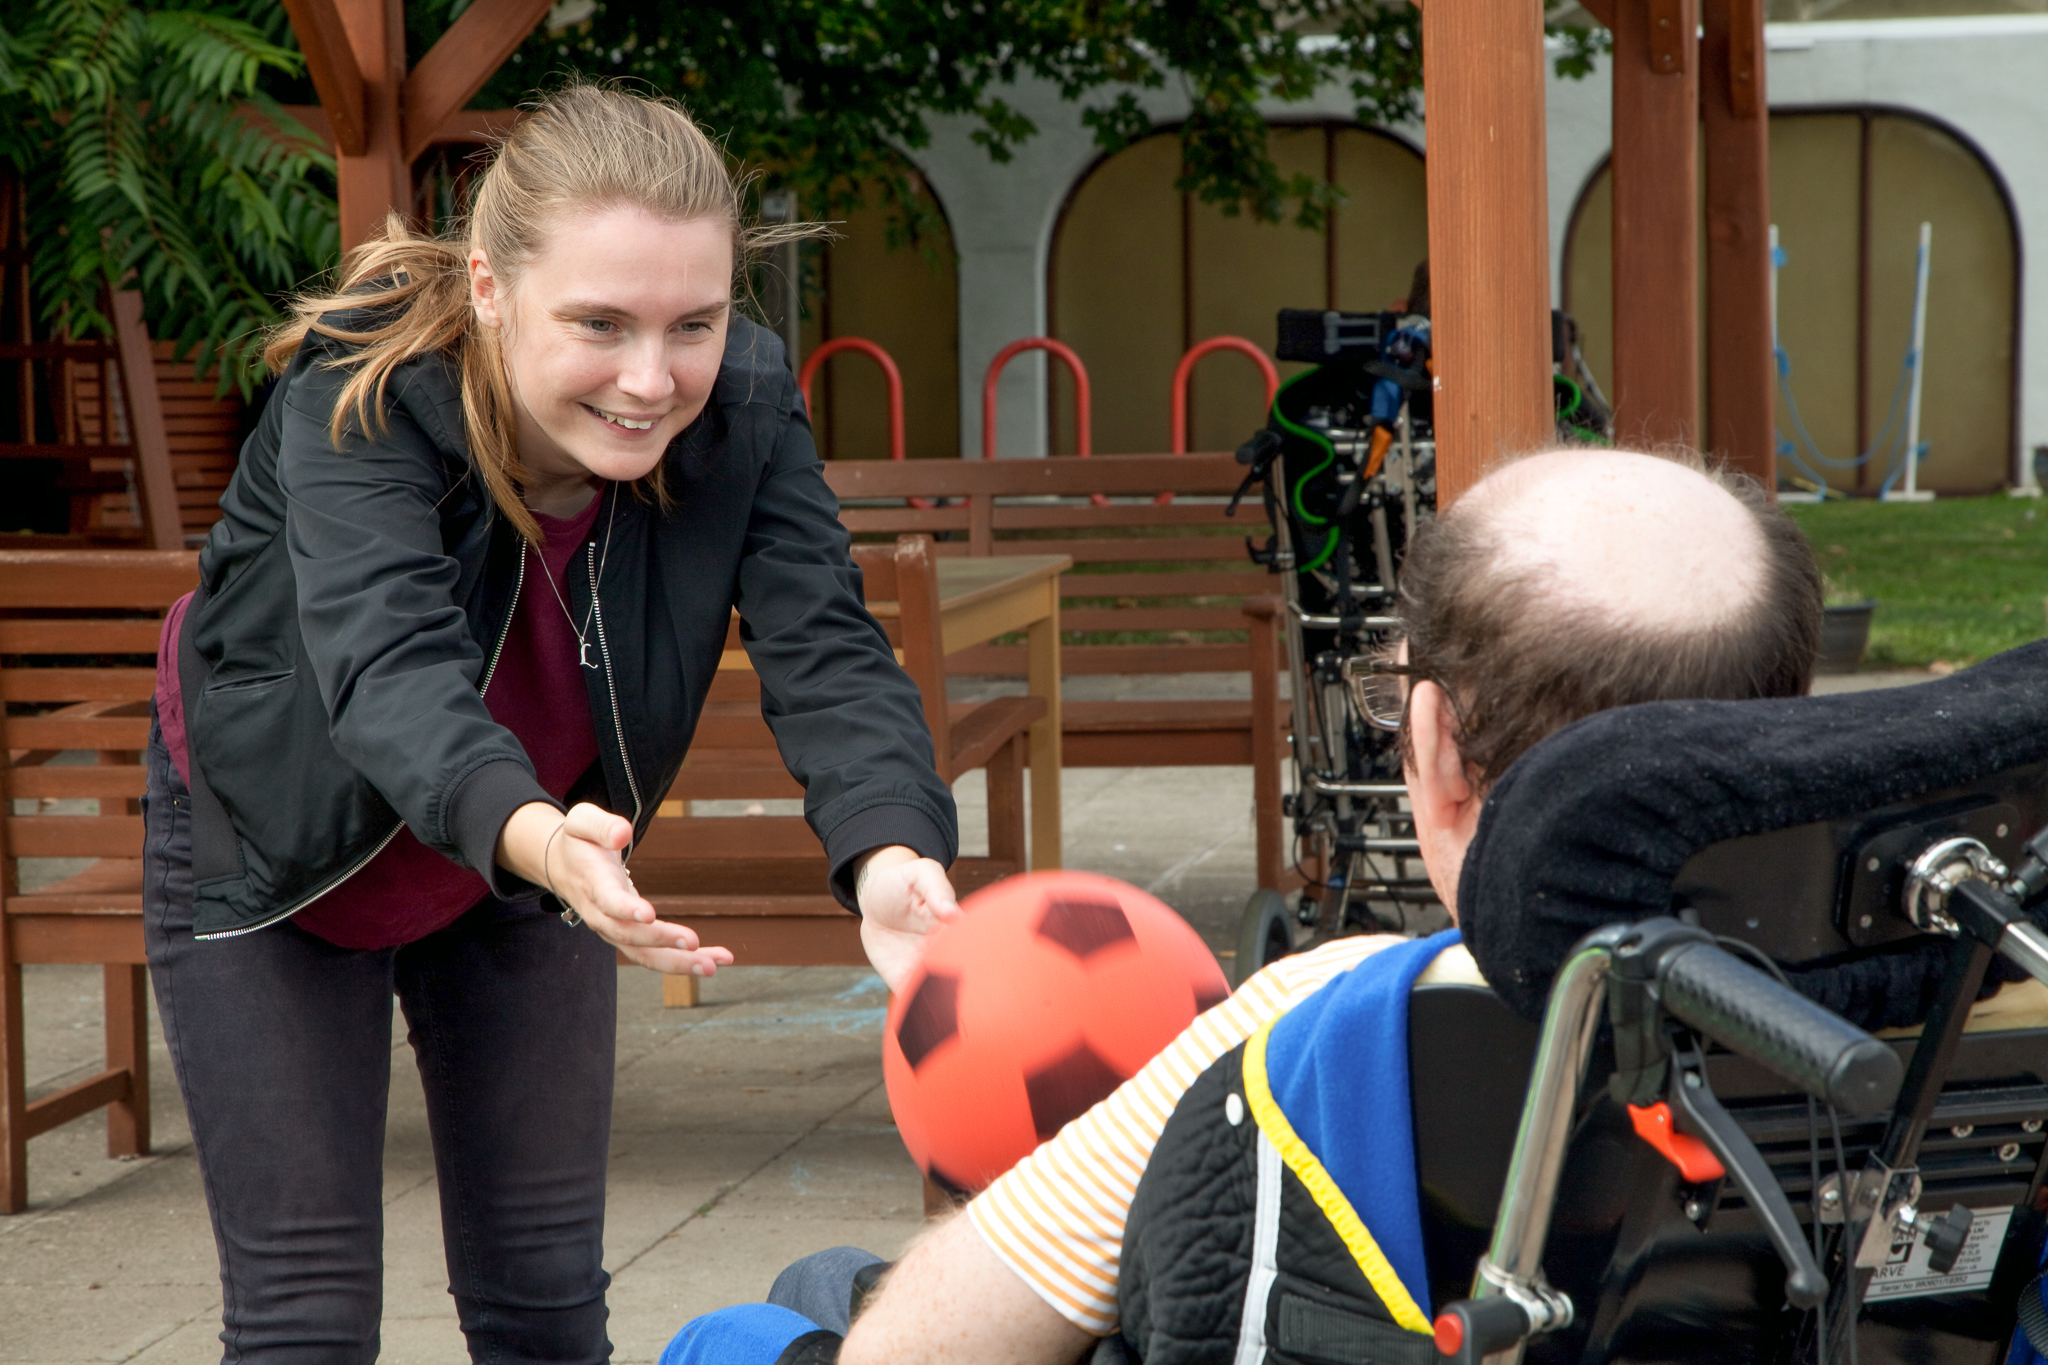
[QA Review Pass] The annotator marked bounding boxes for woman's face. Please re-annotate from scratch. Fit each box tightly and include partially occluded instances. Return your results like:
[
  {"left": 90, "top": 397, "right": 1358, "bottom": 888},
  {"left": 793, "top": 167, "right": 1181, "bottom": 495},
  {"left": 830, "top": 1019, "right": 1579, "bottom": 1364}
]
[{"left": 470, "top": 206, "right": 733, "bottom": 490}]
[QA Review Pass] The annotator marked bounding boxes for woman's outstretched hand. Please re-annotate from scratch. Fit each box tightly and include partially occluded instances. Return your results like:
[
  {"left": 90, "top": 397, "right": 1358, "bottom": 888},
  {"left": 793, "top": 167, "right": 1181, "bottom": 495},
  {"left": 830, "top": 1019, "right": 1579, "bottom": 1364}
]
[
  {"left": 855, "top": 846, "right": 961, "bottom": 993},
  {"left": 499, "top": 801, "right": 735, "bottom": 977}
]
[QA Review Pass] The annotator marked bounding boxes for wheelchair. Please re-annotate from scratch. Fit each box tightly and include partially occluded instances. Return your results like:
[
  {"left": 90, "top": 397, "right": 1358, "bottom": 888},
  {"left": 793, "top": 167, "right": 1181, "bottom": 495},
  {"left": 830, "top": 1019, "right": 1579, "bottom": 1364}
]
[
  {"left": 1409, "top": 645, "right": 2048, "bottom": 1365},
  {"left": 1232, "top": 308, "right": 1612, "bottom": 981}
]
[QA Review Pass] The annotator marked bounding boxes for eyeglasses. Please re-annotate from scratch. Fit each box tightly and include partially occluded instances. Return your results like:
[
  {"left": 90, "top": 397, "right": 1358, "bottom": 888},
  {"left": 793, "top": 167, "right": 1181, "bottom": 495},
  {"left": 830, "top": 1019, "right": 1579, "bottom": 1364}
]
[{"left": 1342, "top": 653, "right": 1419, "bottom": 732}]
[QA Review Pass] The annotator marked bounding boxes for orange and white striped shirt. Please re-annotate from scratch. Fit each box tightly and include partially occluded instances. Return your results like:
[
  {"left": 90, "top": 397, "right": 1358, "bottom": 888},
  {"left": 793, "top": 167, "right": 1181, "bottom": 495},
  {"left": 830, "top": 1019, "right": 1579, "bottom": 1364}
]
[{"left": 969, "top": 934, "right": 1485, "bottom": 1336}]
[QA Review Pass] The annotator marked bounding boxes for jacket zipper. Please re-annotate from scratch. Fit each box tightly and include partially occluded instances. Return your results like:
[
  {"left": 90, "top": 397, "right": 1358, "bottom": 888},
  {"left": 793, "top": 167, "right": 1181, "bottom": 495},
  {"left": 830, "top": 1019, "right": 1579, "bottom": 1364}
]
[
  {"left": 195, "top": 551, "right": 527, "bottom": 940},
  {"left": 588, "top": 541, "right": 644, "bottom": 843}
]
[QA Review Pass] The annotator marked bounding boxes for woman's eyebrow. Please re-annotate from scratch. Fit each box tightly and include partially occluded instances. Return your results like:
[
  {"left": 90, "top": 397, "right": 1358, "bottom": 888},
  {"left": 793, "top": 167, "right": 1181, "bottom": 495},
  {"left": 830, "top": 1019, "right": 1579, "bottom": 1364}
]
[{"left": 552, "top": 299, "right": 730, "bottom": 322}]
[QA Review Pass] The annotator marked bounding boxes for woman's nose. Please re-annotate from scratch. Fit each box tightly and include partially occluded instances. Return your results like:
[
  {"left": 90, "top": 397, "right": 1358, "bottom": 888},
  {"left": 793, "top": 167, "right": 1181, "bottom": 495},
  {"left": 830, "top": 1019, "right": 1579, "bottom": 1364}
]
[{"left": 616, "top": 338, "right": 675, "bottom": 403}]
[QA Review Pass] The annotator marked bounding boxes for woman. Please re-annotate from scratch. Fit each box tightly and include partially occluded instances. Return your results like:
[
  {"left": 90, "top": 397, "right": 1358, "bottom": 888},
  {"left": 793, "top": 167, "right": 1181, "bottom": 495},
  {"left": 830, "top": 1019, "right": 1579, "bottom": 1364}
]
[{"left": 145, "top": 83, "right": 960, "bottom": 1362}]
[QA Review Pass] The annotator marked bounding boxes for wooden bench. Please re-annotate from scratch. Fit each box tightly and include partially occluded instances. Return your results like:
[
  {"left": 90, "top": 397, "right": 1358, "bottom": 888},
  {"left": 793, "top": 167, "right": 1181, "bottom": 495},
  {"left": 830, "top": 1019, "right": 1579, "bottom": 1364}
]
[
  {"left": 634, "top": 535, "right": 1045, "bottom": 998},
  {"left": 822, "top": 455, "right": 1291, "bottom": 888},
  {"left": 0, "top": 549, "right": 197, "bottom": 1213}
]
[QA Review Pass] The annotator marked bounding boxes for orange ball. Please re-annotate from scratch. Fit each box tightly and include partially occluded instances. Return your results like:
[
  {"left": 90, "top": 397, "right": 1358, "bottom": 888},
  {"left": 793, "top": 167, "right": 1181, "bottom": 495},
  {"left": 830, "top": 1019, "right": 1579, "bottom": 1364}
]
[{"left": 883, "top": 870, "right": 1230, "bottom": 1194}]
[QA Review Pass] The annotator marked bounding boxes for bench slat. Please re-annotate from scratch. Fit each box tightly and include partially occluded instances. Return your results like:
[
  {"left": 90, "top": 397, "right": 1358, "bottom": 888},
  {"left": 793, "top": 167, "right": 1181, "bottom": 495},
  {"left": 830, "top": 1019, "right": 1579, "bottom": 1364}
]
[
  {"left": 1058, "top": 570, "right": 1269, "bottom": 599},
  {"left": 3, "top": 716, "right": 153, "bottom": 750},
  {"left": 825, "top": 453, "right": 1244, "bottom": 499},
  {"left": 3, "top": 767, "right": 149, "bottom": 801},
  {"left": 949, "top": 643, "right": 1255, "bottom": 675},
  {"left": 1005, "top": 537, "right": 1266, "bottom": 564},
  {"left": 0, "top": 667, "right": 157, "bottom": 702},
  {"left": 1060, "top": 606, "right": 1254, "bottom": 633},
  {"left": 993, "top": 503, "right": 1239, "bottom": 531},
  {"left": 0, "top": 619, "right": 167, "bottom": 653},
  {"left": 4, "top": 816, "right": 146, "bottom": 858},
  {"left": 5, "top": 915, "right": 147, "bottom": 965},
  {"left": 0, "top": 551, "right": 197, "bottom": 607}
]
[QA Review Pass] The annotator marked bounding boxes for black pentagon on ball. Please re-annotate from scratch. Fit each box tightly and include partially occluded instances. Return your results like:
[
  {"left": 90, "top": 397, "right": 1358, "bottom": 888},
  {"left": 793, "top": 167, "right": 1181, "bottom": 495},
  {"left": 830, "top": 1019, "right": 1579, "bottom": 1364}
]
[
  {"left": 1035, "top": 896, "right": 1136, "bottom": 960},
  {"left": 1024, "top": 1041, "right": 1128, "bottom": 1140},
  {"left": 896, "top": 970, "right": 961, "bottom": 1071}
]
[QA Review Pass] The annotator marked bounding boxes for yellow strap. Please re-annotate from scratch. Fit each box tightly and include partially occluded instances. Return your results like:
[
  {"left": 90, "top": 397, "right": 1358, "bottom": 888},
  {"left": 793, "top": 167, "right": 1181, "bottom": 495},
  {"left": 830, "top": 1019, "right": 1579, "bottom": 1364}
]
[{"left": 1242, "top": 1020, "right": 1433, "bottom": 1335}]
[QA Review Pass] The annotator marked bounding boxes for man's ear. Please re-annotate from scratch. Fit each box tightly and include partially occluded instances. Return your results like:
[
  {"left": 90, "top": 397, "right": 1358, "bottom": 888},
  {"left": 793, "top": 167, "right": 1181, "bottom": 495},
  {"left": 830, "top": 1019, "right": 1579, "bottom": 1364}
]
[
  {"left": 1405, "top": 679, "right": 1482, "bottom": 915},
  {"left": 469, "top": 250, "right": 503, "bottom": 329}
]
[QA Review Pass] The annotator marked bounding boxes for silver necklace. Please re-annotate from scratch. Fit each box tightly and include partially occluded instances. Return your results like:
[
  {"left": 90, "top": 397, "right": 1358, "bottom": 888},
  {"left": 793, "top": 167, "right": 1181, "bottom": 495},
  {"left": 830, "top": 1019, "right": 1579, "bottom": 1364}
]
[{"left": 530, "top": 482, "right": 617, "bottom": 670}]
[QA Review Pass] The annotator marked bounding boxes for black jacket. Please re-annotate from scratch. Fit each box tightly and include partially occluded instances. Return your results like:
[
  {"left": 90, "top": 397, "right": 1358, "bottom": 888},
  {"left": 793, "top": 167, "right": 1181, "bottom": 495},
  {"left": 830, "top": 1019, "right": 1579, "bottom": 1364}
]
[{"left": 177, "top": 315, "right": 954, "bottom": 940}]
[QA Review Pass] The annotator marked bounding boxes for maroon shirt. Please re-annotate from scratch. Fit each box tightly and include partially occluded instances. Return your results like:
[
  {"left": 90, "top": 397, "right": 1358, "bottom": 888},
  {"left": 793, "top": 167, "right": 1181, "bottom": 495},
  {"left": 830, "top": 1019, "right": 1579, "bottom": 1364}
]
[{"left": 158, "top": 493, "right": 605, "bottom": 949}]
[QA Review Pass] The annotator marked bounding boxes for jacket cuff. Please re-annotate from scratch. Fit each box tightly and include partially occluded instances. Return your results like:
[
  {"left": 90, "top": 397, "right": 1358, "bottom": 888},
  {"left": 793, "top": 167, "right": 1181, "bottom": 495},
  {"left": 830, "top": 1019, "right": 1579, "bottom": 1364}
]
[
  {"left": 446, "top": 757, "right": 561, "bottom": 901},
  {"left": 826, "top": 805, "right": 953, "bottom": 912}
]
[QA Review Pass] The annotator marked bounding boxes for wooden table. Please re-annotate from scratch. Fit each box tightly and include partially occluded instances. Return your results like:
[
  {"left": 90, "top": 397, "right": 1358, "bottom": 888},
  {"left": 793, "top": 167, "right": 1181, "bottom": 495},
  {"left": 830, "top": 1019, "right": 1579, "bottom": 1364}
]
[
  {"left": 722, "top": 552, "right": 1071, "bottom": 870},
  {"left": 933, "top": 554, "right": 1068, "bottom": 871}
]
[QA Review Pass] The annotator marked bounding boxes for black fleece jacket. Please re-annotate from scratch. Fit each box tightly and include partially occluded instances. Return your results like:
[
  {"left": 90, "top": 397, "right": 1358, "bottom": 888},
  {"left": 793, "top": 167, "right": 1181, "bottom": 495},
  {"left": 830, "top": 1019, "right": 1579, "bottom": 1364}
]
[{"left": 177, "top": 315, "right": 954, "bottom": 940}]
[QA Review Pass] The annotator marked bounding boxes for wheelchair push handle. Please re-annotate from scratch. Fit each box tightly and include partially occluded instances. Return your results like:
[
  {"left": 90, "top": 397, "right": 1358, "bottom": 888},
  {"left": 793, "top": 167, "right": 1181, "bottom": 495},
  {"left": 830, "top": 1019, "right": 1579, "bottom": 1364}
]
[{"left": 1656, "top": 939, "right": 1903, "bottom": 1119}]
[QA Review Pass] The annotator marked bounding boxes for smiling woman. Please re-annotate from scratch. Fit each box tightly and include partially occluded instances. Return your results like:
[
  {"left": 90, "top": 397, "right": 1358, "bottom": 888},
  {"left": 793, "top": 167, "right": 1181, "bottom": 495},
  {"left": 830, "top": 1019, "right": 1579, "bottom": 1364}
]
[{"left": 142, "top": 82, "right": 965, "bottom": 1364}]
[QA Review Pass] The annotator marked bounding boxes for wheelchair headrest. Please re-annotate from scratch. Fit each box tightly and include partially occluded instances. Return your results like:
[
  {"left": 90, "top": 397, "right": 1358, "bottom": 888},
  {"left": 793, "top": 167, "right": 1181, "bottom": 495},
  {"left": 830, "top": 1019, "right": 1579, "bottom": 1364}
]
[{"left": 1460, "top": 640, "right": 2048, "bottom": 1028}]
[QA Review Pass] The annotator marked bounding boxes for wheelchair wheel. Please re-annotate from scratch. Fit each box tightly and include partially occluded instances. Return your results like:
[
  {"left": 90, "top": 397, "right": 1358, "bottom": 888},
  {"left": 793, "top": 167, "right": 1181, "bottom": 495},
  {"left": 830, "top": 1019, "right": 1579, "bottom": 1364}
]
[{"left": 1234, "top": 888, "right": 1295, "bottom": 987}]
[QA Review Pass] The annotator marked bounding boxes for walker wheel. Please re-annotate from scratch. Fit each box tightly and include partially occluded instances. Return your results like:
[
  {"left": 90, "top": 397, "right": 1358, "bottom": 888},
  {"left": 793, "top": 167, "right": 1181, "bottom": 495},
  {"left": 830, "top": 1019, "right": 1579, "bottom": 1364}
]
[{"left": 1234, "top": 888, "right": 1295, "bottom": 987}]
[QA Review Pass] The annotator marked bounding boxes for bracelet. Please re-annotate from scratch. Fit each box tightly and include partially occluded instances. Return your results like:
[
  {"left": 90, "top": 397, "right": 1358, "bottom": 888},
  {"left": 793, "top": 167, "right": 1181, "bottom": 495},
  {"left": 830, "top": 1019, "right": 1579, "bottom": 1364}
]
[{"left": 543, "top": 820, "right": 581, "bottom": 927}]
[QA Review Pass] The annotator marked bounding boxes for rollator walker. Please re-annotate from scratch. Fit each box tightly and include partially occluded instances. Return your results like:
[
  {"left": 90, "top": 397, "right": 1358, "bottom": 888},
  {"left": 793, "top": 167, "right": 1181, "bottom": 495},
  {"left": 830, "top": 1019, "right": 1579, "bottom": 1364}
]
[{"left": 1232, "top": 307, "right": 1610, "bottom": 978}]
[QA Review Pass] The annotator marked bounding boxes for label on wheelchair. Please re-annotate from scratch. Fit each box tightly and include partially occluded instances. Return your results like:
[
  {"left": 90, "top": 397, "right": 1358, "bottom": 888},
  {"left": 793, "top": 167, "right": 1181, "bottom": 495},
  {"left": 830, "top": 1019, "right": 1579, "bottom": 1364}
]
[{"left": 1864, "top": 1205, "right": 2013, "bottom": 1301}]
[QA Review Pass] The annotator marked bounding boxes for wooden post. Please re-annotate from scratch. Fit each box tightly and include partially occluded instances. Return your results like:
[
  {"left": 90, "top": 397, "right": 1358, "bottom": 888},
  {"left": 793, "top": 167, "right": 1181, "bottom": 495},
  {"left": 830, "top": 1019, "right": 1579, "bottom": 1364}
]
[
  {"left": 1420, "top": 0, "right": 1556, "bottom": 508},
  {"left": 109, "top": 292, "right": 183, "bottom": 551},
  {"left": 1610, "top": 0, "right": 1701, "bottom": 450},
  {"left": 283, "top": 0, "right": 553, "bottom": 253},
  {"left": 1702, "top": 0, "right": 1775, "bottom": 489},
  {"left": 335, "top": 0, "right": 408, "bottom": 253}
]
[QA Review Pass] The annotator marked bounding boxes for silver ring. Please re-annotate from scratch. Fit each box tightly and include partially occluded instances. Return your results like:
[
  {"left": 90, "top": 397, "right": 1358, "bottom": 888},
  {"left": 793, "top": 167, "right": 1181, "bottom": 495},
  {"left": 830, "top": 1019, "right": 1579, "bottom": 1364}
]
[{"left": 560, "top": 906, "right": 583, "bottom": 928}]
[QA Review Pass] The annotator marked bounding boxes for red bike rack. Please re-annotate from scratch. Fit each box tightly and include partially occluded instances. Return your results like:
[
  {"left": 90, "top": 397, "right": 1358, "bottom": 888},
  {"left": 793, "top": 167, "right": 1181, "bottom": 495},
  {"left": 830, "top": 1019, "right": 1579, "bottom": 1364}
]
[
  {"left": 1161, "top": 336, "right": 1280, "bottom": 503},
  {"left": 800, "top": 338, "right": 906, "bottom": 460},
  {"left": 799, "top": 337, "right": 928, "bottom": 508},
  {"left": 983, "top": 337, "right": 1100, "bottom": 503}
]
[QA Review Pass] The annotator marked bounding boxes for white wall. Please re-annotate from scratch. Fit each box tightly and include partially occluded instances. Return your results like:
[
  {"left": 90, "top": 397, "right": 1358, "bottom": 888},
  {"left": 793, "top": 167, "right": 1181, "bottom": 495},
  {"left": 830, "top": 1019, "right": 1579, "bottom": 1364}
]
[
  {"left": 916, "top": 18, "right": 2048, "bottom": 481},
  {"left": 915, "top": 82, "right": 1417, "bottom": 458}
]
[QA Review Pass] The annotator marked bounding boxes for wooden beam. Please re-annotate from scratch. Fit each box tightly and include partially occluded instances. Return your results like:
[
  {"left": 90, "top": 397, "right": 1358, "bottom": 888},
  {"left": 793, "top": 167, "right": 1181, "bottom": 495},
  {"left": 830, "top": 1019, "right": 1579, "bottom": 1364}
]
[
  {"left": 1420, "top": 0, "right": 1556, "bottom": 507},
  {"left": 402, "top": 0, "right": 554, "bottom": 162},
  {"left": 283, "top": 104, "right": 521, "bottom": 152},
  {"left": 1701, "top": 0, "right": 1775, "bottom": 490},
  {"left": 280, "top": 0, "right": 368, "bottom": 156},
  {"left": 108, "top": 292, "right": 184, "bottom": 550},
  {"left": 335, "top": 0, "right": 409, "bottom": 254},
  {"left": 1610, "top": 0, "right": 1701, "bottom": 449}
]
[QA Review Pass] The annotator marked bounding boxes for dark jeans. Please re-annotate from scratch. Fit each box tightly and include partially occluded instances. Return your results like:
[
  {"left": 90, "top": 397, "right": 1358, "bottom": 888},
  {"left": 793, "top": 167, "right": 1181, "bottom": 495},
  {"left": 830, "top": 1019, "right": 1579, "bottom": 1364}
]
[{"left": 144, "top": 713, "right": 618, "bottom": 1364}]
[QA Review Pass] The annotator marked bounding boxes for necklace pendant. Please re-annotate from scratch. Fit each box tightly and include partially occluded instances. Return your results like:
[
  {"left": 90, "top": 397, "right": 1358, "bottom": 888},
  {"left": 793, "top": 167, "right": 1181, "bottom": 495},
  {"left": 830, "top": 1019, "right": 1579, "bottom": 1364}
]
[{"left": 578, "top": 638, "right": 598, "bottom": 670}]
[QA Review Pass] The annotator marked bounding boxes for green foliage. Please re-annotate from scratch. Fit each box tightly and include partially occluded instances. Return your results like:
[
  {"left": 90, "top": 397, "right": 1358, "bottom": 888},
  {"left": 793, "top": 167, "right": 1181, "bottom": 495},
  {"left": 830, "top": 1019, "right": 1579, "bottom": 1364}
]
[
  {"left": 0, "top": 0, "right": 337, "bottom": 393},
  {"left": 0, "top": 0, "right": 1609, "bottom": 395},
  {"left": 1787, "top": 497, "right": 2048, "bottom": 668}
]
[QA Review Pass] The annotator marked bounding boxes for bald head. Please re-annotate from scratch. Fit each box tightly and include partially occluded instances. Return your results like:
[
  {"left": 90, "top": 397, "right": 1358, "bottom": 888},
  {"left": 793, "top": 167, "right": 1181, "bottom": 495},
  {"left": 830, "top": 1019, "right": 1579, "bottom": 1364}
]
[
  {"left": 1397, "top": 446, "right": 1821, "bottom": 788},
  {"left": 1458, "top": 449, "right": 1769, "bottom": 636}
]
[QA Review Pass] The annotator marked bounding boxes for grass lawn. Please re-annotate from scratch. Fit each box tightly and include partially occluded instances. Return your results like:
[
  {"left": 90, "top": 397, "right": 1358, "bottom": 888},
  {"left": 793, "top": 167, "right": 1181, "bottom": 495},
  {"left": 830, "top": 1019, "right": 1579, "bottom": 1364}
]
[{"left": 1786, "top": 496, "right": 2048, "bottom": 668}]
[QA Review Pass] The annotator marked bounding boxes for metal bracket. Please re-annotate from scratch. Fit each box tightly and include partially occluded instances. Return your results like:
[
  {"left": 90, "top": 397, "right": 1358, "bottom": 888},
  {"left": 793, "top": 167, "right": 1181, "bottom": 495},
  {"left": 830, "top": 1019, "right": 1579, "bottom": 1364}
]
[
  {"left": 1902, "top": 837, "right": 2009, "bottom": 938},
  {"left": 1476, "top": 1257, "right": 1574, "bottom": 1337},
  {"left": 1822, "top": 1161, "right": 1924, "bottom": 1268}
]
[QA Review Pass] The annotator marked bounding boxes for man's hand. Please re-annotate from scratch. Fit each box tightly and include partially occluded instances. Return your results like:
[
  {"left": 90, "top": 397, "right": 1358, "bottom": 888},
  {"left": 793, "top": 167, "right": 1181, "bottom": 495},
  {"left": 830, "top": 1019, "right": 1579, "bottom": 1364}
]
[
  {"left": 499, "top": 801, "right": 735, "bottom": 976},
  {"left": 854, "top": 846, "right": 960, "bottom": 993}
]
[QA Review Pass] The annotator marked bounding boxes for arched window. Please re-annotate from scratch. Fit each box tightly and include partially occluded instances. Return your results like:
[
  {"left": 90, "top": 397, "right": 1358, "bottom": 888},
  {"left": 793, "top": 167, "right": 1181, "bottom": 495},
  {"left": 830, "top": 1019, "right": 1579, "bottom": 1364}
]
[
  {"left": 1049, "top": 125, "right": 1428, "bottom": 454},
  {"left": 1562, "top": 108, "right": 2018, "bottom": 494},
  {"left": 800, "top": 176, "right": 961, "bottom": 462}
]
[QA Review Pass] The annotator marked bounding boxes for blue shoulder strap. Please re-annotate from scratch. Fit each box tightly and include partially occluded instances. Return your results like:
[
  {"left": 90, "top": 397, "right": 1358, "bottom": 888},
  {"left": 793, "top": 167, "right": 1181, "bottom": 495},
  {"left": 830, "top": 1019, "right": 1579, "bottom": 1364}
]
[{"left": 1261, "top": 928, "right": 1461, "bottom": 1314}]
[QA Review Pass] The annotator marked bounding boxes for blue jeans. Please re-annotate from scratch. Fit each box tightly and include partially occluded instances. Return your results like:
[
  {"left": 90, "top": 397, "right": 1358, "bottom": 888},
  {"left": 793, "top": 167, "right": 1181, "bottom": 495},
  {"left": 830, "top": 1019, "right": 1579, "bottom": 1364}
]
[{"left": 144, "top": 712, "right": 618, "bottom": 1363}]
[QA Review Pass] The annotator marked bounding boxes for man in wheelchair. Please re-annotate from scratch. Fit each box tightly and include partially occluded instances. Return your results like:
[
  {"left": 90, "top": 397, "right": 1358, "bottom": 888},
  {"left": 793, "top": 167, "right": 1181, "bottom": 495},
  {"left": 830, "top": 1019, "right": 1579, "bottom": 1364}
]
[{"left": 708, "top": 446, "right": 2048, "bottom": 1364}]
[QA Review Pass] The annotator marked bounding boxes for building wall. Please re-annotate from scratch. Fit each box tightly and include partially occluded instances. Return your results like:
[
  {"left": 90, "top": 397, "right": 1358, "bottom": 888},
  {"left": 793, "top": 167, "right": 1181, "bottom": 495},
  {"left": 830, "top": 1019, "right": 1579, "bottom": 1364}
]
[
  {"left": 1048, "top": 126, "right": 1427, "bottom": 455},
  {"left": 880, "top": 15, "right": 2046, "bottom": 481},
  {"left": 1545, "top": 15, "right": 2048, "bottom": 488},
  {"left": 1560, "top": 110, "right": 2018, "bottom": 494}
]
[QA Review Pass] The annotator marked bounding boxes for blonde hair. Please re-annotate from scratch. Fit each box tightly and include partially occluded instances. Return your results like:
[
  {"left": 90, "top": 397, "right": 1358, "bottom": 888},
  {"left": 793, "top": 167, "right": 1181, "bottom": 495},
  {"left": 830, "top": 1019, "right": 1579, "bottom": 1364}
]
[{"left": 265, "top": 81, "right": 818, "bottom": 544}]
